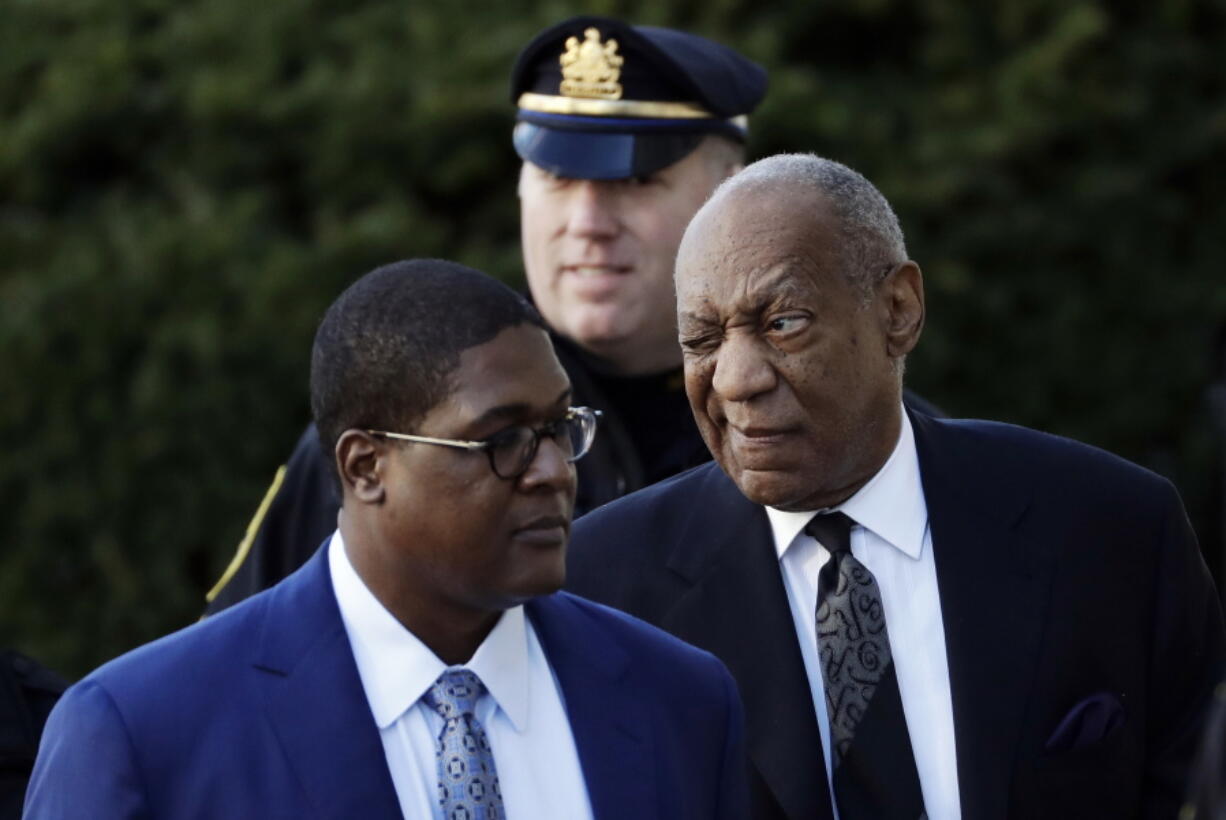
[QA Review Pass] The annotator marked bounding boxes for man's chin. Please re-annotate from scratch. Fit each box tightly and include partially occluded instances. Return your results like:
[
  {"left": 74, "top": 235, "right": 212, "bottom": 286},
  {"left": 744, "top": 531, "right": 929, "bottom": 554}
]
[
  {"left": 515, "top": 557, "right": 568, "bottom": 598},
  {"left": 726, "top": 461, "right": 863, "bottom": 512},
  {"left": 564, "top": 323, "right": 634, "bottom": 361},
  {"left": 727, "top": 467, "right": 810, "bottom": 510}
]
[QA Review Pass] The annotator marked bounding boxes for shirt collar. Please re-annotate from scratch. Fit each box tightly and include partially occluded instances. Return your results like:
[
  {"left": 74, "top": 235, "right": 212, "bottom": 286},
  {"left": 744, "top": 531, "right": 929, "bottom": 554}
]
[
  {"left": 765, "top": 408, "right": 928, "bottom": 561},
  {"left": 328, "top": 532, "right": 530, "bottom": 732}
]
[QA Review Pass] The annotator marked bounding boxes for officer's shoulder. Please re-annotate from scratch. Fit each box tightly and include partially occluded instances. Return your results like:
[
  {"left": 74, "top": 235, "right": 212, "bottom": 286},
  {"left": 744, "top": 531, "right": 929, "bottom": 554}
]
[
  {"left": 0, "top": 649, "right": 67, "bottom": 745},
  {"left": 286, "top": 423, "right": 331, "bottom": 470},
  {"left": 1, "top": 649, "right": 67, "bottom": 699}
]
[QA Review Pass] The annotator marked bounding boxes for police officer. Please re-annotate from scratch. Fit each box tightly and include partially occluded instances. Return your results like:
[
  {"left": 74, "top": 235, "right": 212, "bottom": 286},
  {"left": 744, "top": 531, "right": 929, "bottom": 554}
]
[{"left": 205, "top": 17, "right": 769, "bottom": 611}]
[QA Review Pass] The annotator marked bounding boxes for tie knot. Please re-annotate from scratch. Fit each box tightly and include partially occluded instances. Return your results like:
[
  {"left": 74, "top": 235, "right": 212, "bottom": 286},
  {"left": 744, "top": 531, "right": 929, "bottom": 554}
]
[
  {"left": 423, "top": 669, "right": 487, "bottom": 721},
  {"left": 805, "top": 511, "right": 855, "bottom": 556}
]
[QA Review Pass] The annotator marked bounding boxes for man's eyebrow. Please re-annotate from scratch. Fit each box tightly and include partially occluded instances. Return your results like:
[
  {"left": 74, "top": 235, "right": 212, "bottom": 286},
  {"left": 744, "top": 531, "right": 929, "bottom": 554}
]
[
  {"left": 467, "top": 387, "right": 573, "bottom": 430},
  {"left": 752, "top": 267, "right": 813, "bottom": 304},
  {"left": 679, "top": 276, "right": 812, "bottom": 326}
]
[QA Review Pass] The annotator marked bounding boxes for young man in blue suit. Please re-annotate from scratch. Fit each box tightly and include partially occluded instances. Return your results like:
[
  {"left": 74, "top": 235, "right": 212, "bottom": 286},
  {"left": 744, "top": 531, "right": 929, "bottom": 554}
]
[
  {"left": 566, "top": 154, "right": 1226, "bottom": 819},
  {"left": 27, "top": 259, "right": 747, "bottom": 819}
]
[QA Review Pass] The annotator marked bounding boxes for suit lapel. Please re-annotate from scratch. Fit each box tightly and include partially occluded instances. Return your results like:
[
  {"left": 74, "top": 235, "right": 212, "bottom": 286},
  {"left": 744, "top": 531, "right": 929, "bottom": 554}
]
[
  {"left": 251, "top": 547, "right": 403, "bottom": 819},
  {"left": 528, "top": 595, "right": 654, "bottom": 820},
  {"left": 912, "top": 413, "right": 1054, "bottom": 820},
  {"left": 660, "top": 466, "right": 831, "bottom": 820}
]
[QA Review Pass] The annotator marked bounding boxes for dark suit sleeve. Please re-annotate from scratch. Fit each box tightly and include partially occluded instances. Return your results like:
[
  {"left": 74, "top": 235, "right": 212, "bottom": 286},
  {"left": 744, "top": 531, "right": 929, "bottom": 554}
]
[
  {"left": 204, "top": 425, "right": 338, "bottom": 615},
  {"left": 24, "top": 681, "right": 148, "bottom": 819},
  {"left": 1144, "top": 481, "right": 1226, "bottom": 818},
  {"left": 714, "top": 660, "right": 750, "bottom": 820}
]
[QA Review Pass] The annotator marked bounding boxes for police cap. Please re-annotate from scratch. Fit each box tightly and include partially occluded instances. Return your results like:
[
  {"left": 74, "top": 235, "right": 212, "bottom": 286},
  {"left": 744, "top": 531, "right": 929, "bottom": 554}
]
[{"left": 511, "top": 16, "right": 767, "bottom": 180}]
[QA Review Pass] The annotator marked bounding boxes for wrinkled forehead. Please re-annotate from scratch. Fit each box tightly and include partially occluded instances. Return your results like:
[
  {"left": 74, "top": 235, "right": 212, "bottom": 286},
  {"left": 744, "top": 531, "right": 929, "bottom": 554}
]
[
  {"left": 682, "top": 179, "right": 830, "bottom": 250},
  {"left": 676, "top": 255, "right": 822, "bottom": 325},
  {"left": 676, "top": 187, "right": 835, "bottom": 308}
]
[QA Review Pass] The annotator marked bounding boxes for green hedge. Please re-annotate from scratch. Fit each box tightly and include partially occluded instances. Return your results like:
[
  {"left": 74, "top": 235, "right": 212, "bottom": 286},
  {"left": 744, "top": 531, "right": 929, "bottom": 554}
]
[{"left": 3, "top": 0, "right": 1224, "bottom": 677}]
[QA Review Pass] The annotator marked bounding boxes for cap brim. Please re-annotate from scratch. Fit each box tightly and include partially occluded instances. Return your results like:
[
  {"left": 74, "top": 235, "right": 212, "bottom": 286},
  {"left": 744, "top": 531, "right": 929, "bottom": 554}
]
[{"left": 513, "top": 121, "right": 704, "bottom": 180}]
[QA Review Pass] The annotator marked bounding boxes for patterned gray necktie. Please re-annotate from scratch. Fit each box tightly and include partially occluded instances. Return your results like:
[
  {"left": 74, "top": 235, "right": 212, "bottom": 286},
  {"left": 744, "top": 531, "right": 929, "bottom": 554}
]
[
  {"left": 422, "top": 669, "right": 505, "bottom": 820},
  {"left": 807, "top": 512, "right": 926, "bottom": 820}
]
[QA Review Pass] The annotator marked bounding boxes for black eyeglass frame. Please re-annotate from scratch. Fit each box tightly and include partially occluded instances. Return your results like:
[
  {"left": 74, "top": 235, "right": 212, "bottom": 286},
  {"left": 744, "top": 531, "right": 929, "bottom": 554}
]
[{"left": 366, "top": 406, "right": 601, "bottom": 480}]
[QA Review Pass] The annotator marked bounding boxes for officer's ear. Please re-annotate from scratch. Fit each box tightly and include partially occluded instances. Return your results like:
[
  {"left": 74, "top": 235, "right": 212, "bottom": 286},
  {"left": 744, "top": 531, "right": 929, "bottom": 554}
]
[
  {"left": 336, "top": 430, "right": 385, "bottom": 504},
  {"left": 702, "top": 136, "right": 745, "bottom": 182}
]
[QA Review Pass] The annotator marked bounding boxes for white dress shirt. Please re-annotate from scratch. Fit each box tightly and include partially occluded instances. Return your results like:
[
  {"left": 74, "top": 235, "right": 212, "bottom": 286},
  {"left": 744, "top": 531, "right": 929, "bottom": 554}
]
[
  {"left": 766, "top": 409, "right": 961, "bottom": 820},
  {"left": 328, "top": 532, "right": 594, "bottom": 820}
]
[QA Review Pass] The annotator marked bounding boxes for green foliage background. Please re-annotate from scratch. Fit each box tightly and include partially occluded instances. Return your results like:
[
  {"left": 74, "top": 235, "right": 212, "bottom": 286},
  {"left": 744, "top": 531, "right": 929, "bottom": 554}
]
[{"left": 3, "top": 0, "right": 1225, "bottom": 677}]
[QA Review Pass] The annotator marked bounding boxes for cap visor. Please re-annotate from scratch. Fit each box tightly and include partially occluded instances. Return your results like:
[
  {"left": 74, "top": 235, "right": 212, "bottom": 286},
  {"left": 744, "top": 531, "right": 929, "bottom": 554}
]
[{"left": 513, "top": 121, "right": 702, "bottom": 180}]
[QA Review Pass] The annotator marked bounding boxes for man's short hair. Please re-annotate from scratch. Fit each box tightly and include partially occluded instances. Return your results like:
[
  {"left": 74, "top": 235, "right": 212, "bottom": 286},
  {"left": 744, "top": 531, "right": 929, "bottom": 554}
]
[
  {"left": 310, "top": 259, "right": 545, "bottom": 469},
  {"left": 725, "top": 153, "right": 908, "bottom": 300}
]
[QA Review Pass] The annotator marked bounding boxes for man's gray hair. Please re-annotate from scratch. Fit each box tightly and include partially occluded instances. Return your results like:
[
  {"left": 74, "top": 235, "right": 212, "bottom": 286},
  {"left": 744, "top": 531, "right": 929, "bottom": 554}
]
[{"left": 716, "top": 153, "right": 908, "bottom": 300}]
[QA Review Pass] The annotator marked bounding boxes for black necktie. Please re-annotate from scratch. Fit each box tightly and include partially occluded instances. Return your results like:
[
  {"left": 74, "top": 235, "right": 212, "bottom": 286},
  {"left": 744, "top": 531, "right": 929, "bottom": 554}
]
[{"left": 807, "top": 512, "right": 926, "bottom": 820}]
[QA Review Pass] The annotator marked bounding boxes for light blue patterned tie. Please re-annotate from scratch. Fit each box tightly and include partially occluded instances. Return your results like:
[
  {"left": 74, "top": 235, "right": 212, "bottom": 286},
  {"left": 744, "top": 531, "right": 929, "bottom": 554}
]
[{"left": 422, "top": 669, "right": 505, "bottom": 820}]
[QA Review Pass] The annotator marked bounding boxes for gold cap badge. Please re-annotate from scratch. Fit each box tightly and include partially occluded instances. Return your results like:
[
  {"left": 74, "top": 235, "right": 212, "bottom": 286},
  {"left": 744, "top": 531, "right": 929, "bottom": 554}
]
[{"left": 559, "top": 28, "right": 624, "bottom": 100}]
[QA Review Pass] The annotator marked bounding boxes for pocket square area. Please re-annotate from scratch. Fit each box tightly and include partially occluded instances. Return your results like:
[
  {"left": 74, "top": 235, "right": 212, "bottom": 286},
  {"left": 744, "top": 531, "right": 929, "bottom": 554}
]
[{"left": 1045, "top": 691, "right": 1126, "bottom": 754}]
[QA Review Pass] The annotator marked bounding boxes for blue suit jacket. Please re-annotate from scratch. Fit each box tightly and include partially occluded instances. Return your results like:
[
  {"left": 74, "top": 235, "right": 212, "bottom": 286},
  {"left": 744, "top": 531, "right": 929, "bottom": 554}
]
[
  {"left": 567, "top": 412, "right": 1226, "bottom": 819},
  {"left": 26, "top": 548, "right": 748, "bottom": 819}
]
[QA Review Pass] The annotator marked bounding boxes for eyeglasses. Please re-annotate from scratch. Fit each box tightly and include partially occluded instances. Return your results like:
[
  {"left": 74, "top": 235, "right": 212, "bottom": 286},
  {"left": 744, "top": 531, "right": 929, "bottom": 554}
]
[{"left": 367, "top": 406, "right": 601, "bottom": 480}]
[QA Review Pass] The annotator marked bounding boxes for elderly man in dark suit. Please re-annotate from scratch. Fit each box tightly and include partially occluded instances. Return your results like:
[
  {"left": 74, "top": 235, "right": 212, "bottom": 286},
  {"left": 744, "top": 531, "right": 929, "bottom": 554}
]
[
  {"left": 27, "top": 260, "right": 747, "bottom": 819},
  {"left": 567, "top": 153, "right": 1226, "bottom": 819}
]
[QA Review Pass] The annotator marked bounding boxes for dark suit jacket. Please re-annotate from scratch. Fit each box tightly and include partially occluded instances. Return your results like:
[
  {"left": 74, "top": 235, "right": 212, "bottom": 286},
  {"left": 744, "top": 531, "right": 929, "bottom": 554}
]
[
  {"left": 26, "top": 547, "right": 748, "bottom": 819},
  {"left": 567, "top": 412, "right": 1226, "bottom": 819}
]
